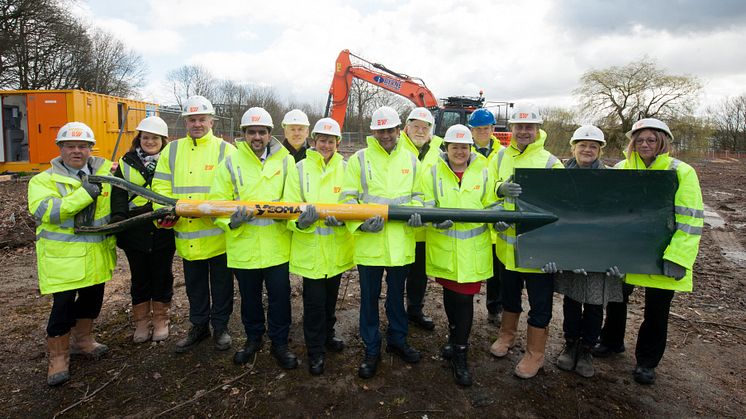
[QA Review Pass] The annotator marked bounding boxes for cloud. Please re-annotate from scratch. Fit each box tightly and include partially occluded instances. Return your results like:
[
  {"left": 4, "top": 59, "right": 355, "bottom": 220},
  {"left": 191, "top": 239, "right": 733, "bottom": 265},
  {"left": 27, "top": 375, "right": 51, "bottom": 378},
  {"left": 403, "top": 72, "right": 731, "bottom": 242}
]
[{"left": 94, "top": 18, "right": 184, "bottom": 55}]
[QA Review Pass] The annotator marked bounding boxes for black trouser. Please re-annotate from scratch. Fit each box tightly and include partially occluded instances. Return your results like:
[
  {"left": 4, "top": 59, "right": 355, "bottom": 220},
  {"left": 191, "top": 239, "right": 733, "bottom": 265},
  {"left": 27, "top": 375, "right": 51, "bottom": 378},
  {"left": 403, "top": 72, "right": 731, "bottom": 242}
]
[
  {"left": 182, "top": 253, "right": 233, "bottom": 331},
  {"left": 442, "top": 288, "right": 474, "bottom": 346},
  {"left": 486, "top": 246, "right": 503, "bottom": 314},
  {"left": 405, "top": 242, "right": 427, "bottom": 315},
  {"left": 47, "top": 283, "right": 105, "bottom": 337},
  {"left": 502, "top": 269, "right": 553, "bottom": 328},
  {"left": 302, "top": 274, "right": 342, "bottom": 356},
  {"left": 562, "top": 296, "right": 603, "bottom": 346},
  {"left": 599, "top": 284, "right": 634, "bottom": 348},
  {"left": 124, "top": 247, "right": 175, "bottom": 305},
  {"left": 358, "top": 265, "right": 409, "bottom": 356},
  {"left": 234, "top": 263, "right": 291, "bottom": 346}
]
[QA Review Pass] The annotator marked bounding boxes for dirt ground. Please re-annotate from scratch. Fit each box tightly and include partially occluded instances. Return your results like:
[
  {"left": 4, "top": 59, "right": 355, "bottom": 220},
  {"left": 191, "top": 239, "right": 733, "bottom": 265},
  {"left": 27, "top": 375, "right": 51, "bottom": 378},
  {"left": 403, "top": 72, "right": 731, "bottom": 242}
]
[{"left": 0, "top": 157, "right": 744, "bottom": 418}]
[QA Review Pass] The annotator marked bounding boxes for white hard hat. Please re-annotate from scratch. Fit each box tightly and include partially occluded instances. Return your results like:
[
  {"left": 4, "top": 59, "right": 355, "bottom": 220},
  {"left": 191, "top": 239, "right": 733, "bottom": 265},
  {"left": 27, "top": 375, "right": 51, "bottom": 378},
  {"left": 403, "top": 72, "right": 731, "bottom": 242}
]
[
  {"left": 56, "top": 122, "right": 95, "bottom": 145},
  {"left": 282, "top": 109, "right": 310, "bottom": 127},
  {"left": 181, "top": 95, "right": 215, "bottom": 116},
  {"left": 626, "top": 118, "right": 674, "bottom": 141},
  {"left": 406, "top": 107, "right": 434, "bottom": 125},
  {"left": 508, "top": 104, "right": 543, "bottom": 124},
  {"left": 240, "top": 107, "right": 274, "bottom": 129},
  {"left": 443, "top": 124, "right": 473, "bottom": 144},
  {"left": 311, "top": 118, "right": 342, "bottom": 139},
  {"left": 136, "top": 116, "right": 168, "bottom": 137},
  {"left": 370, "top": 106, "right": 401, "bottom": 130},
  {"left": 570, "top": 125, "right": 605, "bottom": 147}
]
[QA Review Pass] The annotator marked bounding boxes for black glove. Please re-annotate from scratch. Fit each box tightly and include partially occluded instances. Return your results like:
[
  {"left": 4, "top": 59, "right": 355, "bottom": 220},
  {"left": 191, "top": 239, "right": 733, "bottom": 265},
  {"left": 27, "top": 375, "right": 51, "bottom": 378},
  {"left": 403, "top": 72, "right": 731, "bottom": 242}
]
[
  {"left": 359, "top": 215, "right": 384, "bottom": 233},
  {"left": 663, "top": 260, "right": 686, "bottom": 280},
  {"left": 541, "top": 261, "right": 561, "bottom": 274},
  {"left": 606, "top": 266, "right": 624, "bottom": 280},
  {"left": 229, "top": 206, "right": 254, "bottom": 229},
  {"left": 324, "top": 215, "right": 345, "bottom": 227},
  {"left": 407, "top": 213, "right": 423, "bottom": 227},
  {"left": 432, "top": 220, "right": 453, "bottom": 229},
  {"left": 296, "top": 205, "right": 319, "bottom": 229},
  {"left": 81, "top": 179, "right": 101, "bottom": 199},
  {"left": 497, "top": 181, "right": 522, "bottom": 198}
]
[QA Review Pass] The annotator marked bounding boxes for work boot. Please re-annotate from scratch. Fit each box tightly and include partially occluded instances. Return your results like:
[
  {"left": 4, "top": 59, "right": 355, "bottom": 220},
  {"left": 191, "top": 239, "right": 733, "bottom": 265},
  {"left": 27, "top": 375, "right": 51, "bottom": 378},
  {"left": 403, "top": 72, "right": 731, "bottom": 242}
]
[
  {"left": 441, "top": 324, "right": 456, "bottom": 360},
  {"left": 515, "top": 325, "right": 548, "bottom": 379},
  {"left": 490, "top": 311, "right": 519, "bottom": 358},
  {"left": 131, "top": 302, "right": 151, "bottom": 344},
  {"left": 358, "top": 353, "right": 380, "bottom": 379},
  {"left": 633, "top": 365, "right": 656, "bottom": 385},
  {"left": 70, "top": 319, "right": 109, "bottom": 359},
  {"left": 451, "top": 345, "right": 473, "bottom": 387},
  {"left": 575, "top": 344, "right": 595, "bottom": 378},
  {"left": 325, "top": 336, "right": 345, "bottom": 353},
  {"left": 47, "top": 334, "right": 70, "bottom": 386},
  {"left": 270, "top": 344, "right": 299, "bottom": 370},
  {"left": 408, "top": 311, "right": 435, "bottom": 331},
  {"left": 386, "top": 343, "right": 421, "bottom": 364},
  {"left": 175, "top": 324, "right": 210, "bottom": 353},
  {"left": 308, "top": 353, "right": 325, "bottom": 376},
  {"left": 556, "top": 339, "right": 578, "bottom": 372},
  {"left": 213, "top": 328, "right": 232, "bottom": 351},
  {"left": 592, "top": 341, "right": 625, "bottom": 358},
  {"left": 233, "top": 339, "right": 262, "bottom": 365},
  {"left": 151, "top": 301, "right": 170, "bottom": 342}
]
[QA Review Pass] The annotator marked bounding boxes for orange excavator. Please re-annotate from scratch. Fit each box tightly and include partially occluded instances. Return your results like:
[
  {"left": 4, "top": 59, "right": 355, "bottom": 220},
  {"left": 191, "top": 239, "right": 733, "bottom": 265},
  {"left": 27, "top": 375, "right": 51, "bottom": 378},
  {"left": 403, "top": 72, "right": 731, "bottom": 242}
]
[{"left": 324, "top": 49, "right": 513, "bottom": 145}]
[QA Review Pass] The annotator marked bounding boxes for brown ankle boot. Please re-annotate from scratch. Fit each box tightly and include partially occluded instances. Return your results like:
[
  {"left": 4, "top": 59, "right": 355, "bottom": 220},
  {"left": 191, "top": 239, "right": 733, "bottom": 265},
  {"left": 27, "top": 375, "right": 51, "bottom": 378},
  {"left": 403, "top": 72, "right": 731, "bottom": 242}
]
[
  {"left": 490, "top": 311, "right": 520, "bottom": 358},
  {"left": 47, "top": 334, "right": 70, "bottom": 386},
  {"left": 70, "top": 318, "right": 109, "bottom": 359},
  {"left": 151, "top": 301, "right": 171, "bottom": 342},
  {"left": 132, "top": 302, "right": 151, "bottom": 343},
  {"left": 515, "top": 325, "right": 548, "bottom": 379}
]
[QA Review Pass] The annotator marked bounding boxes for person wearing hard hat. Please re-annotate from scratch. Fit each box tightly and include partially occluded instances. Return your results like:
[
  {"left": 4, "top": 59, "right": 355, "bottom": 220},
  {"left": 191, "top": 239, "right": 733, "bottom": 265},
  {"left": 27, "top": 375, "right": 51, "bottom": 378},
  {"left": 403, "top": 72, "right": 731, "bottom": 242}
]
[
  {"left": 592, "top": 118, "right": 703, "bottom": 385},
  {"left": 111, "top": 116, "right": 176, "bottom": 344},
  {"left": 152, "top": 95, "right": 237, "bottom": 354},
  {"left": 550, "top": 125, "right": 625, "bottom": 378},
  {"left": 468, "top": 108, "right": 506, "bottom": 326},
  {"left": 210, "top": 107, "right": 300, "bottom": 370},
  {"left": 340, "top": 105, "right": 425, "bottom": 379},
  {"left": 399, "top": 107, "right": 444, "bottom": 332},
  {"left": 282, "top": 117, "right": 353, "bottom": 375},
  {"left": 28, "top": 122, "right": 116, "bottom": 386},
  {"left": 419, "top": 124, "right": 497, "bottom": 386},
  {"left": 488, "top": 104, "right": 563, "bottom": 379},
  {"left": 281, "top": 109, "right": 310, "bottom": 162}
]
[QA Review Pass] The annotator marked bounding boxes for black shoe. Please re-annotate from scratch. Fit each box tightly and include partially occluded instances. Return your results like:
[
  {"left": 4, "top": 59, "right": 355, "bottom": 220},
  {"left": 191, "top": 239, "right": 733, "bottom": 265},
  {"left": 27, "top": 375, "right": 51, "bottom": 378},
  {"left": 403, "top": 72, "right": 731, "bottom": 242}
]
[
  {"left": 633, "top": 365, "right": 656, "bottom": 385},
  {"left": 358, "top": 354, "right": 380, "bottom": 379},
  {"left": 270, "top": 344, "right": 299, "bottom": 370},
  {"left": 233, "top": 339, "right": 262, "bottom": 365},
  {"left": 440, "top": 342, "right": 454, "bottom": 360},
  {"left": 213, "top": 329, "right": 232, "bottom": 351},
  {"left": 575, "top": 345, "right": 595, "bottom": 378},
  {"left": 386, "top": 343, "right": 421, "bottom": 364},
  {"left": 175, "top": 324, "right": 210, "bottom": 353},
  {"left": 556, "top": 339, "right": 579, "bottom": 371},
  {"left": 308, "top": 354, "right": 325, "bottom": 376},
  {"left": 408, "top": 312, "right": 435, "bottom": 331},
  {"left": 451, "top": 345, "right": 473, "bottom": 387},
  {"left": 591, "top": 342, "right": 625, "bottom": 358},
  {"left": 325, "top": 336, "right": 345, "bottom": 353}
]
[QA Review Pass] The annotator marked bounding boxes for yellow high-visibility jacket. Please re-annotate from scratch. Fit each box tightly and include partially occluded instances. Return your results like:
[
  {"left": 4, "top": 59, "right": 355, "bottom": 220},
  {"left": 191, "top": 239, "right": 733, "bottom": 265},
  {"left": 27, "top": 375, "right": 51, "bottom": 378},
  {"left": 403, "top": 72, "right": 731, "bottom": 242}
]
[
  {"left": 615, "top": 151, "right": 703, "bottom": 292},
  {"left": 152, "top": 130, "right": 235, "bottom": 261},
  {"left": 210, "top": 138, "right": 295, "bottom": 269},
  {"left": 420, "top": 153, "right": 496, "bottom": 282},
  {"left": 489, "top": 130, "right": 564, "bottom": 272},
  {"left": 284, "top": 149, "right": 353, "bottom": 279},
  {"left": 339, "top": 136, "right": 423, "bottom": 267},
  {"left": 400, "top": 131, "right": 444, "bottom": 242},
  {"left": 28, "top": 157, "right": 116, "bottom": 294},
  {"left": 118, "top": 158, "right": 150, "bottom": 209},
  {"left": 472, "top": 135, "right": 504, "bottom": 162}
]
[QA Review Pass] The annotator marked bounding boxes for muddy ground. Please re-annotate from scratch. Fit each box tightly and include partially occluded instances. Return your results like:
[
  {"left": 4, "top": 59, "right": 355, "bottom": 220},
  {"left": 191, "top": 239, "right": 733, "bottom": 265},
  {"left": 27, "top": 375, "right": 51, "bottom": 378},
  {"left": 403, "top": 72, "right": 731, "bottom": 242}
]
[{"left": 0, "top": 157, "right": 744, "bottom": 418}]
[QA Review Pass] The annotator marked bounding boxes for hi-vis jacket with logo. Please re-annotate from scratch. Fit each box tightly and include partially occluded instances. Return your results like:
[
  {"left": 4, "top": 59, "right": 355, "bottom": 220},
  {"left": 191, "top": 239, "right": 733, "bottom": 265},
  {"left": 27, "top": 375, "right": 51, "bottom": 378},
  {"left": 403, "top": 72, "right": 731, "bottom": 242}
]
[
  {"left": 472, "top": 135, "right": 504, "bottom": 162},
  {"left": 421, "top": 153, "right": 496, "bottom": 282},
  {"left": 400, "top": 131, "right": 444, "bottom": 242},
  {"left": 340, "top": 136, "right": 423, "bottom": 267},
  {"left": 489, "top": 129, "right": 564, "bottom": 272},
  {"left": 210, "top": 138, "right": 295, "bottom": 270},
  {"left": 28, "top": 157, "right": 116, "bottom": 294},
  {"left": 284, "top": 149, "right": 353, "bottom": 279},
  {"left": 615, "top": 151, "right": 703, "bottom": 292},
  {"left": 152, "top": 130, "right": 235, "bottom": 261}
]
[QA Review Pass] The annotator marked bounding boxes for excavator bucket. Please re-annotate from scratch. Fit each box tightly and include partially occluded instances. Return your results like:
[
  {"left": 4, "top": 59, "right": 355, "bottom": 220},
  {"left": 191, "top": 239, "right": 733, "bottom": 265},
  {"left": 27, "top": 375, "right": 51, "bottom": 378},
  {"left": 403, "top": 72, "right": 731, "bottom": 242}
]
[{"left": 513, "top": 168, "right": 678, "bottom": 275}]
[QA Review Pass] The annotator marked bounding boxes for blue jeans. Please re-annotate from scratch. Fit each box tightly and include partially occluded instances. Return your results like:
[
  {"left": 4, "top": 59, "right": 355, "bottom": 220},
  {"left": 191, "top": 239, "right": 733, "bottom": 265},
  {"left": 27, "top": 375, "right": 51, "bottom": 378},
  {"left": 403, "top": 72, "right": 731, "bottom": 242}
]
[
  {"left": 182, "top": 253, "right": 233, "bottom": 331},
  {"left": 501, "top": 269, "right": 553, "bottom": 328},
  {"left": 234, "top": 263, "right": 291, "bottom": 345},
  {"left": 358, "top": 265, "right": 409, "bottom": 356}
]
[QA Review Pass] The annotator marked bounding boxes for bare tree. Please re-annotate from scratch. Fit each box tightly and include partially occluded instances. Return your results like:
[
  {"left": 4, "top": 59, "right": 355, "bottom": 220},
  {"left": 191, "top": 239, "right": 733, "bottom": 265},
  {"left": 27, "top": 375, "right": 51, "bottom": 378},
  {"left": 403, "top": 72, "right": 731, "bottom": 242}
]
[
  {"left": 166, "top": 65, "right": 217, "bottom": 106},
  {"left": 708, "top": 94, "right": 746, "bottom": 151},
  {"left": 540, "top": 106, "right": 578, "bottom": 157},
  {"left": 77, "top": 29, "right": 146, "bottom": 97}
]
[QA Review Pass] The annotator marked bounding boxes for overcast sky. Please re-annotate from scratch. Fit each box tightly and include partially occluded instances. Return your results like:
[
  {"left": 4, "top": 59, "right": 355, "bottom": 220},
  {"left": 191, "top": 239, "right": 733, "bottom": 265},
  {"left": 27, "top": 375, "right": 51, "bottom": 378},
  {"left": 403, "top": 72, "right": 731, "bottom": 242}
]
[{"left": 74, "top": 0, "right": 746, "bottom": 114}]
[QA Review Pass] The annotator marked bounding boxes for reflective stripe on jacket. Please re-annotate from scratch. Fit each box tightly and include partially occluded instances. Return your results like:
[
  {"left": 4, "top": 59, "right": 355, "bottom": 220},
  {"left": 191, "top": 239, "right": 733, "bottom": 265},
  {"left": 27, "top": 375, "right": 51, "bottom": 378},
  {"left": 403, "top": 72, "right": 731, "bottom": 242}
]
[
  {"left": 209, "top": 137, "right": 294, "bottom": 269},
  {"left": 119, "top": 158, "right": 150, "bottom": 209},
  {"left": 151, "top": 130, "right": 235, "bottom": 261},
  {"left": 28, "top": 156, "right": 116, "bottom": 294},
  {"left": 284, "top": 149, "right": 353, "bottom": 278},
  {"left": 615, "top": 151, "right": 703, "bottom": 292},
  {"left": 340, "top": 136, "right": 423, "bottom": 266},
  {"left": 421, "top": 152, "right": 496, "bottom": 282}
]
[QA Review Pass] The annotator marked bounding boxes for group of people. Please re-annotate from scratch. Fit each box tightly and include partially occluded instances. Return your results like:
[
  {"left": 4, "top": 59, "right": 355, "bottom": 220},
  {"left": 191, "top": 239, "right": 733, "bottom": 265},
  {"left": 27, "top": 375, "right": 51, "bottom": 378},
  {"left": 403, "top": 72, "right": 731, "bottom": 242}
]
[{"left": 29, "top": 95, "right": 702, "bottom": 389}]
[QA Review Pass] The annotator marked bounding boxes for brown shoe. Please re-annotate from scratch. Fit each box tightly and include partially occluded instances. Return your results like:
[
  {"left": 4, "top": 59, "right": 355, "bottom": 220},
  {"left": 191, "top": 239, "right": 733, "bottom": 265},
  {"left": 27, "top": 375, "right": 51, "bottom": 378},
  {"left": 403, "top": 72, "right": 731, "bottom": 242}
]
[
  {"left": 151, "top": 301, "right": 171, "bottom": 342},
  {"left": 515, "top": 325, "right": 548, "bottom": 379},
  {"left": 132, "top": 302, "right": 151, "bottom": 343},
  {"left": 70, "top": 318, "right": 109, "bottom": 359},
  {"left": 490, "top": 311, "right": 520, "bottom": 357},
  {"left": 47, "top": 334, "right": 70, "bottom": 386}
]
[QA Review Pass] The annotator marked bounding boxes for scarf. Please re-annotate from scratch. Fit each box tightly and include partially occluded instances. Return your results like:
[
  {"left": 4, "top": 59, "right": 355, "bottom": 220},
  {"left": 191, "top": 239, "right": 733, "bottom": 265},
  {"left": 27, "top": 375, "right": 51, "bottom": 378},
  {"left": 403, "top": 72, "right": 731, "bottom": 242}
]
[{"left": 136, "top": 147, "right": 160, "bottom": 173}]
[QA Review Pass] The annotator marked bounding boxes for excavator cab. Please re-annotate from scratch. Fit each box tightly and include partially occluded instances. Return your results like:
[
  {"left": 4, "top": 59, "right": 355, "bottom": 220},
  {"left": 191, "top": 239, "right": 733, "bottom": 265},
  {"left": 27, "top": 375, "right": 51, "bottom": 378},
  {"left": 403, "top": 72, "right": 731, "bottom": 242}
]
[{"left": 433, "top": 97, "right": 513, "bottom": 146}]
